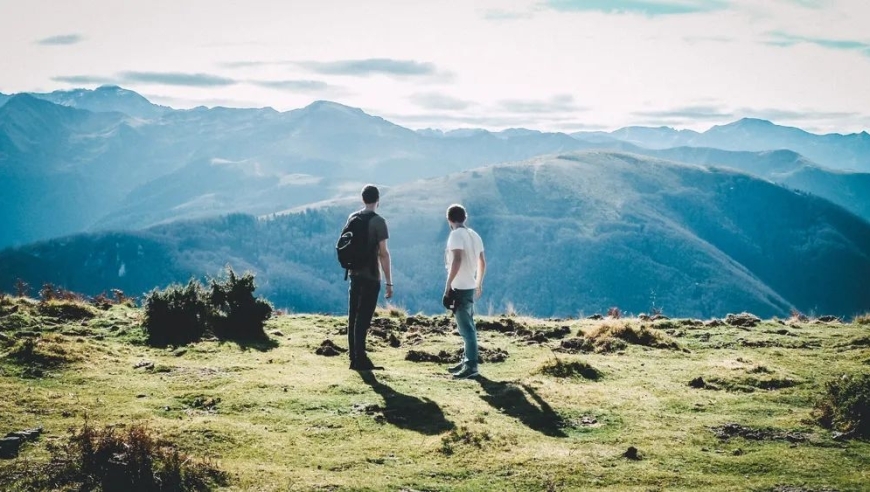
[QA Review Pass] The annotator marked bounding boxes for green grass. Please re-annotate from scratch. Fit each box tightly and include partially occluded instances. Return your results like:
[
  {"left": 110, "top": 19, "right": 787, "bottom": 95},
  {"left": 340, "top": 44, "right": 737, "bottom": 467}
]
[{"left": 1, "top": 300, "right": 869, "bottom": 491}]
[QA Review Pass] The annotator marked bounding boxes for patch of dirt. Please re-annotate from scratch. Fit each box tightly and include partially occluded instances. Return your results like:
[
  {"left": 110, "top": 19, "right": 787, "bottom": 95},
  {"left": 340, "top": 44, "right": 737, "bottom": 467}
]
[
  {"left": 772, "top": 486, "right": 838, "bottom": 492},
  {"left": 725, "top": 312, "right": 761, "bottom": 328},
  {"left": 555, "top": 337, "right": 594, "bottom": 353},
  {"left": 352, "top": 403, "right": 386, "bottom": 423},
  {"left": 406, "top": 349, "right": 458, "bottom": 363},
  {"left": 705, "top": 319, "right": 725, "bottom": 327},
  {"left": 707, "top": 376, "right": 800, "bottom": 392},
  {"left": 739, "top": 339, "right": 821, "bottom": 349},
  {"left": 816, "top": 315, "right": 841, "bottom": 323},
  {"left": 405, "top": 346, "right": 509, "bottom": 364},
  {"left": 403, "top": 315, "right": 453, "bottom": 335},
  {"left": 315, "top": 339, "right": 346, "bottom": 357},
  {"left": 711, "top": 423, "right": 807, "bottom": 442},
  {"left": 688, "top": 376, "right": 719, "bottom": 390}
]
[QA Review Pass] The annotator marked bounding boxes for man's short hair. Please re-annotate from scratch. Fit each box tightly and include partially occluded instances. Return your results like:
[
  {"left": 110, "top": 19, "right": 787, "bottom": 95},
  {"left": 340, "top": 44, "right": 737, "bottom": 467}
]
[
  {"left": 361, "top": 185, "right": 379, "bottom": 205},
  {"left": 446, "top": 204, "right": 467, "bottom": 223}
]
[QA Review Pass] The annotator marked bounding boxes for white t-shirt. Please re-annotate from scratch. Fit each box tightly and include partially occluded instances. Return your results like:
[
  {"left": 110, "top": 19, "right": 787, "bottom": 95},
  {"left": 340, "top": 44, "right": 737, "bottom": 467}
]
[{"left": 446, "top": 226, "right": 485, "bottom": 290}]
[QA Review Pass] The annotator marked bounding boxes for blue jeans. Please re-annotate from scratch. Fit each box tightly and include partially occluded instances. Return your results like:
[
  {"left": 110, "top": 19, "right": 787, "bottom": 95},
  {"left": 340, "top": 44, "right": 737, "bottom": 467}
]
[{"left": 453, "top": 288, "right": 478, "bottom": 369}]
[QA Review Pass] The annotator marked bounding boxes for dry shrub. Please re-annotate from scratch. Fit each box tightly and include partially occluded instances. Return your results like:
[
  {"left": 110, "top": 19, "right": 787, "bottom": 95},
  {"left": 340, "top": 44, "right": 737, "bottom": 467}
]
[
  {"left": 790, "top": 308, "right": 809, "bottom": 323},
  {"left": 607, "top": 307, "right": 622, "bottom": 319},
  {"left": 1, "top": 422, "right": 226, "bottom": 491},
  {"left": 585, "top": 322, "right": 679, "bottom": 351},
  {"left": 853, "top": 313, "right": 870, "bottom": 325}
]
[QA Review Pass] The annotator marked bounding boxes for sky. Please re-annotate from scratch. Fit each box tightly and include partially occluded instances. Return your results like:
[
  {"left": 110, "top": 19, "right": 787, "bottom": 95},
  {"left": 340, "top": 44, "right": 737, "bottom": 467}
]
[{"left": 1, "top": 0, "right": 869, "bottom": 133}]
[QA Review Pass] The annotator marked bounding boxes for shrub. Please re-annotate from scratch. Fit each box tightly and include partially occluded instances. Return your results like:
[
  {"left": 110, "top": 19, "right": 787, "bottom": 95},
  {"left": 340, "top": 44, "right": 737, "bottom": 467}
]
[
  {"left": 208, "top": 267, "right": 272, "bottom": 341},
  {"left": 854, "top": 313, "right": 870, "bottom": 325},
  {"left": 0, "top": 422, "right": 226, "bottom": 491},
  {"left": 14, "top": 279, "right": 30, "bottom": 298},
  {"left": 142, "top": 267, "right": 272, "bottom": 346},
  {"left": 607, "top": 307, "right": 621, "bottom": 319},
  {"left": 143, "top": 280, "right": 210, "bottom": 346},
  {"left": 814, "top": 373, "right": 870, "bottom": 438}
]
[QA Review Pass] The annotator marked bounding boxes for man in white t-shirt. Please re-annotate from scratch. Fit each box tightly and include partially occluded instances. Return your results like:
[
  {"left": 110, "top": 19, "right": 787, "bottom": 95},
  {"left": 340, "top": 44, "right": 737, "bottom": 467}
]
[{"left": 443, "top": 204, "right": 486, "bottom": 379}]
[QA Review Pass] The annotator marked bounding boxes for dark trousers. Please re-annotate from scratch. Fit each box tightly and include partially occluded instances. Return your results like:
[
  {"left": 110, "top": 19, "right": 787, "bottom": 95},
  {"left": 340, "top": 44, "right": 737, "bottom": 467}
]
[{"left": 348, "top": 276, "right": 380, "bottom": 363}]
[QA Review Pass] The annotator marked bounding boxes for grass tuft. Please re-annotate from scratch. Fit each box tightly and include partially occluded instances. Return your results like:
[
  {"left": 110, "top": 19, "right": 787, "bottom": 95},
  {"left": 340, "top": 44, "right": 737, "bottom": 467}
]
[
  {"left": 584, "top": 322, "right": 679, "bottom": 351},
  {"left": 0, "top": 422, "right": 227, "bottom": 491}
]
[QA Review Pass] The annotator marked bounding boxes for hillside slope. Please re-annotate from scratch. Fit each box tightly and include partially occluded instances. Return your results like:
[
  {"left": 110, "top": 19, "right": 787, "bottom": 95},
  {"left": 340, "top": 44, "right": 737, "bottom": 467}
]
[{"left": 2, "top": 151, "right": 869, "bottom": 318}]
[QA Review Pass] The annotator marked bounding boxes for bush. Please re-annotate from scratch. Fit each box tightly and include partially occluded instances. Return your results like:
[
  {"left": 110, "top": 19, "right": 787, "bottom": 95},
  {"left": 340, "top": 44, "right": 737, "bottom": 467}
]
[
  {"left": 142, "top": 267, "right": 272, "bottom": 346},
  {"left": 143, "top": 280, "right": 210, "bottom": 346},
  {"left": 208, "top": 267, "right": 272, "bottom": 341},
  {"left": 854, "top": 313, "right": 870, "bottom": 325},
  {"left": 814, "top": 373, "right": 870, "bottom": 438},
  {"left": 0, "top": 422, "right": 226, "bottom": 491}
]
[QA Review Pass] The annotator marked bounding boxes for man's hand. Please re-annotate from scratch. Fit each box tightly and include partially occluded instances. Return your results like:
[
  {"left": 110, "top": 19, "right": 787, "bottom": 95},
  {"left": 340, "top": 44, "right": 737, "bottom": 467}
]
[
  {"left": 385, "top": 284, "right": 393, "bottom": 299},
  {"left": 475, "top": 285, "right": 483, "bottom": 299}
]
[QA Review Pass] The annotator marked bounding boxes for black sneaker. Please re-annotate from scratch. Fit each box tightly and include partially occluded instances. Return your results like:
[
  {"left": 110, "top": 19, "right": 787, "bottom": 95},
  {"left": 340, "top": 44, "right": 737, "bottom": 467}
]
[
  {"left": 355, "top": 357, "right": 383, "bottom": 371},
  {"left": 452, "top": 366, "right": 479, "bottom": 379},
  {"left": 447, "top": 361, "right": 465, "bottom": 373}
]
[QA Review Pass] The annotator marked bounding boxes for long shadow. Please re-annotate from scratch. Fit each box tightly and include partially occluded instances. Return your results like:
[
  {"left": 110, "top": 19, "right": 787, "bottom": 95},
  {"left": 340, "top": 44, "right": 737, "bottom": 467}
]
[
  {"left": 359, "top": 371, "right": 455, "bottom": 435},
  {"left": 476, "top": 376, "right": 567, "bottom": 438}
]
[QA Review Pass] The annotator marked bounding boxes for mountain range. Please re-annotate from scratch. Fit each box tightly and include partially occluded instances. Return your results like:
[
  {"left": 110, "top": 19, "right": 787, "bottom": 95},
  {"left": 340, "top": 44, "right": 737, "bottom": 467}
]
[
  {"left": 1, "top": 87, "right": 869, "bottom": 318},
  {"left": 2, "top": 151, "right": 868, "bottom": 319},
  {"left": 1, "top": 86, "right": 869, "bottom": 250}
]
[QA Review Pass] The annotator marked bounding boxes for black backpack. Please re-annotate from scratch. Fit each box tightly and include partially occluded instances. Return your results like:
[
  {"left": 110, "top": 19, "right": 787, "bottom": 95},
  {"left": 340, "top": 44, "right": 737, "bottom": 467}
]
[{"left": 336, "top": 212, "right": 377, "bottom": 279}]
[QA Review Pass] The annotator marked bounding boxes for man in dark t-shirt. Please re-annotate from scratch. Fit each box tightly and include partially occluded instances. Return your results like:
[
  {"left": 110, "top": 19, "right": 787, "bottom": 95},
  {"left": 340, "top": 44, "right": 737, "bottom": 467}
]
[{"left": 347, "top": 184, "right": 393, "bottom": 370}]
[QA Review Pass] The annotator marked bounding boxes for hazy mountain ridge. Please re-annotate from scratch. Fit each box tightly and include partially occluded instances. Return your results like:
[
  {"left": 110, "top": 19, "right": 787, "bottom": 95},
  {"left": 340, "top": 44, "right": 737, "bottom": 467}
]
[
  {"left": 576, "top": 118, "right": 870, "bottom": 172},
  {"left": 3, "top": 86, "right": 868, "bottom": 249},
  {"left": 3, "top": 151, "right": 868, "bottom": 319}
]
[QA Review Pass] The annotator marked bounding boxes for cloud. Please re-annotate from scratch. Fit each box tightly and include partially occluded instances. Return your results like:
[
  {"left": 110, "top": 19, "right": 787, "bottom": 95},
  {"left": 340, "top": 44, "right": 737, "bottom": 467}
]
[
  {"left": 385, "top": 111, "right": 586, "bottom": 129},
  {"left": 35, "top": 33, "right": 85, "bottom": 46},
  {"left": 736, "top": 107, "right": 860, "bottom": 121},
  {"left": 219, "top": 60, "right": 292, "bottom": 69},
  {"left": 296, "top": 58, "right": 440, "bottom": 77},
  {"left": 765, "top": 31, "right": 870, "bottom": 56},
  {"left": 481, "top": 9, "right": 535, "bottom": 20},
  {"left": 409, "top": 92, "right": 475, "bottom": 110},
  {"left": 497, "top": 94, "right": 584, "bottom": 114},
  {"left": 634, "top": 105, "right": 733, "bottom": 119},
  {"left": 782, "top": 0, "right": 826, "bottom": 8},
  {"left": 118, "top": 71, "right": 237, "bottom": 86},
  {"left": 542, "top": 0, "right": 731, "bottom": 16},
  {"left": 250, "top": 79, "right": 330, "bottom": 91},
  {"left": 51, "top": 75, "right": 115, "bottom": 85}
]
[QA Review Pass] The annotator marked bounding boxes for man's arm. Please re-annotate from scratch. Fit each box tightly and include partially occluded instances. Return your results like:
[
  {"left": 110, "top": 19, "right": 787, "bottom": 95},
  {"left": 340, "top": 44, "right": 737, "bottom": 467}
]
[
  {"left": 445, "top": 249, "right": 462, "bottom": 295},
  {"left": 378, "top": 239, "right": 393, "bottom": 299},
  {"left": 475, "top": 251, "right": 486, "bottom": 298}
]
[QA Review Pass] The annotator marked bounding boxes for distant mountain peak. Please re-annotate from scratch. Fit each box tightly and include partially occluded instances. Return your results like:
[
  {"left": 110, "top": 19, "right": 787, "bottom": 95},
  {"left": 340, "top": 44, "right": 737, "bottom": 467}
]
[
  {"left": 301, "top": 100, "right": 364, "bottom": 114},
  {"left": 731, "top": 117, "right": 776, "bottom": 127},
  {"left": 23, "top": 85, "right": 166, "bottom": 119}
]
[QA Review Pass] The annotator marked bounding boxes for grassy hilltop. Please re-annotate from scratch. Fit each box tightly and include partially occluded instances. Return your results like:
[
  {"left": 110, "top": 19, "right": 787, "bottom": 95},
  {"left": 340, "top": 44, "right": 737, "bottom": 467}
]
[{"left": 1, "top": 295, "right": 869, "bottom": 491}]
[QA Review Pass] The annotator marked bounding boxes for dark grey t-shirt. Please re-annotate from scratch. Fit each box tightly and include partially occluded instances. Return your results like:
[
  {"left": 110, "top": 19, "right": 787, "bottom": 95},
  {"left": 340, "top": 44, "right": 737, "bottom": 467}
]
[{"left": 349, "top": 210, "right": 388, "bottom": 281}]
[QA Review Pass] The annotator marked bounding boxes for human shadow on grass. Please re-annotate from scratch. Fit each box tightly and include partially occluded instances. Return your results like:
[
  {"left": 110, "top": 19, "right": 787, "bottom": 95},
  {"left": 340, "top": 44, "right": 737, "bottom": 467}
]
[
  {"left": 475, "top": 376, "right": 567, "bottom": 438},
  {"left": 359, "top": 371, "right": 455, "bottom": 435}
]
